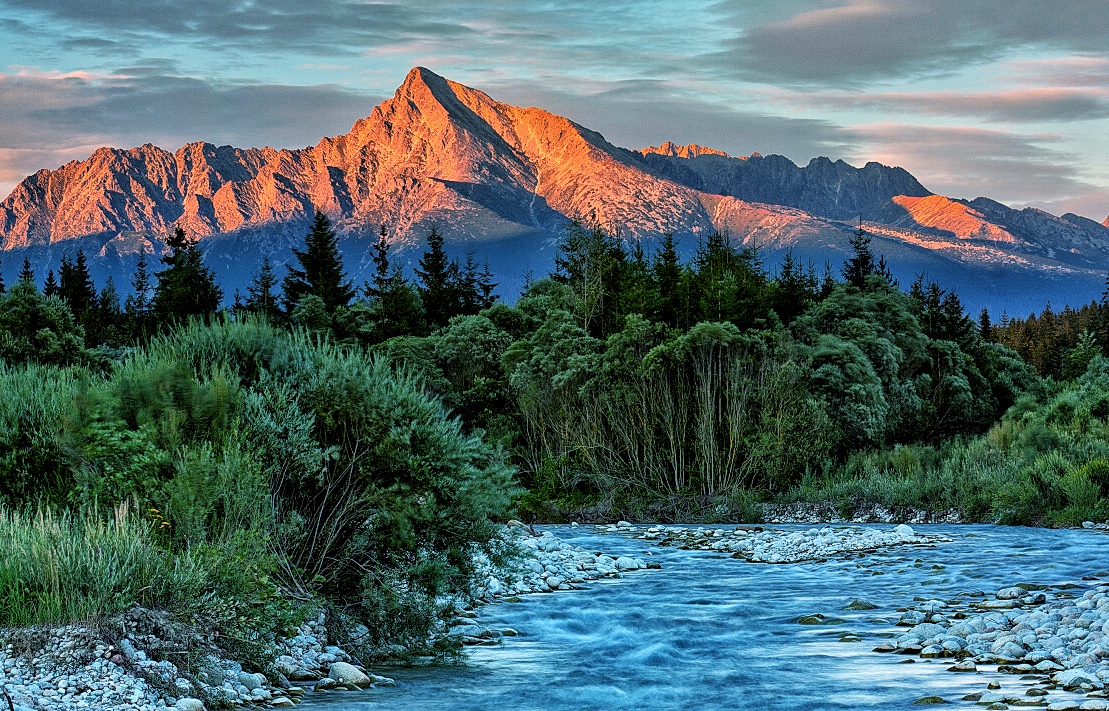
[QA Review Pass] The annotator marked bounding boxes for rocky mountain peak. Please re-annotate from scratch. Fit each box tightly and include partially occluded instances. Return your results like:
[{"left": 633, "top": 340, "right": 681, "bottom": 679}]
[{"left": 640, "top": 142, "right": 732, "bottom": 159}]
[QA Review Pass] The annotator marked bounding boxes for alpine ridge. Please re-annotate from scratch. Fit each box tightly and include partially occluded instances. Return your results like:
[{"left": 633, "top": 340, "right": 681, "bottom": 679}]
[{"left": 1, "top": 66, "right": 1108, "bottom": 311}]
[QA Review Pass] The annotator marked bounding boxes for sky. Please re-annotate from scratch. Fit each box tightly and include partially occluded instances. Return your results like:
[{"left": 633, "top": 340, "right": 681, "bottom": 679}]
[{"left": 2, "top": 0, "right": 1109, "bottom": 221}]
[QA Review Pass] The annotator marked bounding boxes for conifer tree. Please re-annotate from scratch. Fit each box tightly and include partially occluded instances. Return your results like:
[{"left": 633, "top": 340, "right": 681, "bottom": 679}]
[
  {"left": 282, "top": 209, "right": 355, "bottom": 312},
  {"left": 652, "top": 233, "right": 682, "bottom": 327},
  {"left": 18, "top": 258, "right": 34, "bottom": 285},
  {"left": 979, "top": 307, "right": 992, "bottom": 341},
  {"left": 91, "top": 277, "right": 124, "bottom": 346},
  {"left": 59, "top": 251, "right": 97, "bottom": 323},
  {"left": 152, "top": 226, "right": 222, "bottom": 324},
  {"left": 43, "top": 270, "right": 59, "bottom": 297},
  {"left": 842, "top": 218, "right": 876, "bottom": 288},
  {"left": 365, "top": 224, "right": 391, "bottom": 299},
  {"left": 820, "top": 261, "right": 836, "bottom": 298},
  {"left": 125, "top": 253, "right": 154, "bottom": 338},
  {"left": 477, "top": 261, "right": 498, "bottom": 309},
  {"left": 244, "top": 256, "right": 281, "bottom": 319},
  {"left": 415, "top": 227, "right": 458, "bottom": 328}
]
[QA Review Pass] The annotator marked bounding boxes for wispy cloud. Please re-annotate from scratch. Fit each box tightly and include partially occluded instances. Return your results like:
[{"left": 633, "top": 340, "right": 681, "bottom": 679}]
[
  {"left": 722, "top": 1, "right": 1109, "bottom": 86},
  {"left": 802, "top": 88, "right": 1109, "bottom": 123},
  {"left": 855, "top": 123, "right": 1096, "bottom": 204}
]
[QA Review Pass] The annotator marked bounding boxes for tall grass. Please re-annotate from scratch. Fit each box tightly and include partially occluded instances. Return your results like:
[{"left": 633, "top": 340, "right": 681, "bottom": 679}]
[{"left": 0, "top": 504, "right": 192, "bottom": 627}]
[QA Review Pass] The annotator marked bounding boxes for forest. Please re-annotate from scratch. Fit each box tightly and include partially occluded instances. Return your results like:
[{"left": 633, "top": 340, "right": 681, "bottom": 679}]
[{"left": 1, "top": 209, "right": 1109, "bottom": 677}]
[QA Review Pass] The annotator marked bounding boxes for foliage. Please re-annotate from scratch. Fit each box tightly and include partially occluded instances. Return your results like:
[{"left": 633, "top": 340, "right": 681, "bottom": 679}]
[
  {"left": 282, "top": 210, "right": 356, "bottom": 313},
  {"left": 153, "top": 226, "right": 222, "bottom": 325},
  {"left": 0, "top": 281, "right": 89, "bottom": 368}
]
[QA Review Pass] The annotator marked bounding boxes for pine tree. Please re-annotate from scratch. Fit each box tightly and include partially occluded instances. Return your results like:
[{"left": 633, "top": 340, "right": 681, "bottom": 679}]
[
  {"left": 369, "top": 267, "right": 427, "bottom": 342},
  {"left": 365, "top": 224, "right": 391, "bottom": 299},
  {"left": 18, "top": 258, "right": 34, "bottom": 285},
  {"left": 772, "top": 249, "right": 817, "bottom": 325},
  {"left": 652, "top": 233, "right": 682, "bottom": 327},
  {"left": 0, "top": 259, "right": 6, "bottom": 294},
  {"left": 244, "top": 256, "right": 280, "bottom": 319},
  {"left": 125, "top": 253, "right": 154, "bottom": 339},
  {"left": 820, "top": 261, "right": 836, "bottom": 299},
  {"left": 477, "top": 261, "right": 498, "bottom": 309},
  {"left": 875, "top": 254, "right": 896, "bottom": 286},
  {"left": 43, "top": 270, "right": 59, "bottom": 297},
  {"left": 979, "top": 307, "right": 992, "bottom": 341},
  {"left": 414, "top": 227, "right": 458, "bottom": 328},
  {"left": 91, "top": 277, "right": 124, "bottom": 346},
  {"left": 282, "top": 209, "right": 355, "bottom": 312},
  {"left": 59, "top": 251, "right": 97, "bottom": 323},
  {"left": 152, "top": 226, "right": 222, "bottom": 324},
  {"left": 842, "top": 218, "right": 876, "bottom": 288}
]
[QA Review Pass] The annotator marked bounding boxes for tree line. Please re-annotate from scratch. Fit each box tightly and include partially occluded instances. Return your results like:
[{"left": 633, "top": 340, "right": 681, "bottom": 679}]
[{"left": 2, "top": 208, "right": 1103, "bottom": 518}]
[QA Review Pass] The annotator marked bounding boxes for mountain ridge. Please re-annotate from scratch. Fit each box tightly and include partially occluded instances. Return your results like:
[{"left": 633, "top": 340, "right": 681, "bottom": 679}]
[{"left": 1, "top": 66, "right": 1108, "bottom": 312}]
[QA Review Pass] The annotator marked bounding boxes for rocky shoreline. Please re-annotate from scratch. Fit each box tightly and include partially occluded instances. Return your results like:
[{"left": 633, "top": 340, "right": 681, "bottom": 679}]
[
  {"left": 867, "top": 579, "right": 1109, "bottom": 709},
  {"left": 0, "top": 524, "right": 653, "bottom": 711},
  {"left": 599, "top": 520, "right": 950, "bottom": 562}
]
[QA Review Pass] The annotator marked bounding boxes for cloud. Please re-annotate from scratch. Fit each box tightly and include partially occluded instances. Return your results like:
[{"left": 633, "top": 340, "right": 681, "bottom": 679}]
[
  {"left": 805, "top": 87, "right": 1109, "bottom": 123},
  {"left": 1, "top": 0, "right": 477, "bottom": 56},
  {"left": 855, "top": 123, "right": 1098, "bottom": 206},
  {"left": 722, "top": 0, "right": 1109, "bottom": 85},
  {"left": 488, "top": 80, "right": 860, "bottom": 166}
]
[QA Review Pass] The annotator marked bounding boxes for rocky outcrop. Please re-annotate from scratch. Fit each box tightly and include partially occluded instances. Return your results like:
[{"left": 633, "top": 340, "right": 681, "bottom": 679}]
[{"left": 2, "top": 65, "right": 1109, "bottom": 310}]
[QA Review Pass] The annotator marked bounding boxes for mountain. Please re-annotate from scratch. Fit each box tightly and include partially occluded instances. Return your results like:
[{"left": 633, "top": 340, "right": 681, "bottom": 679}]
[{"left": 1, "top": 66, "right": 1108, "bottom": 313}]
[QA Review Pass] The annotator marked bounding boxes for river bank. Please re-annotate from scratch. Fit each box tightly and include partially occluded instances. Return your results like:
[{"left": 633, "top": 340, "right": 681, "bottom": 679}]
[{"left": 0, "top": 525, "right": 653, "bottom": 711}]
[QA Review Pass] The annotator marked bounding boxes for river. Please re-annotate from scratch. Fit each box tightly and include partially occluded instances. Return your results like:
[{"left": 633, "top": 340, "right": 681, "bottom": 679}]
[{"left": 301, "top": 524, "right": 1109, "bottom": 710}]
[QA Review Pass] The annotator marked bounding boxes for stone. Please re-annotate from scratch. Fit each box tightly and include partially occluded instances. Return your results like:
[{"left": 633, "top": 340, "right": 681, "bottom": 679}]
[
  {"left": 912, "top": 696, "right": 948, "bottom": 705},
  {"left": 175, "top": 700, "right": 206, "bottom": 711},
  {"left": 329, "top": 662, "right": 372, "bottom": 689},
  {"left": 237, "top": 672, "right": 266, "bottom": 691},
  {"left": 271, "top": 697, "right": 296, "bottom": 708},
  {"left": 947, "top": 660, "right": 977, "bottom": 672},
  {"left": 615, "top": 557, "right": 639, "bottom": 571},
  {"left": 1055, "top": 669, "right": 1104, "bottom": 690},
  {"left": 845, "top": 598, "right": 879, "bottom": 610}
]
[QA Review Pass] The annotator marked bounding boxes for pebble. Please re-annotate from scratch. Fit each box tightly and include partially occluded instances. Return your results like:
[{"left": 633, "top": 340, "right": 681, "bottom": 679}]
[{"left": 602, "top": 523, "right": 947, "bottom": 563}]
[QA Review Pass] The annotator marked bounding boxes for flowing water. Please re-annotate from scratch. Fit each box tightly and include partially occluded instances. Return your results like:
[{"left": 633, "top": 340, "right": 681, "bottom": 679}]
[{"left": 302, "top": 524, "right": 1109, "bottom": 710}]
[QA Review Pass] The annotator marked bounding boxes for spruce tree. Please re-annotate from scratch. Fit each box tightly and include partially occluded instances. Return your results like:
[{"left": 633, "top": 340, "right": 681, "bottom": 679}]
[
  {"left": 152, "top": 226, "right": 222, "bottom": 325},
  {"left": 18, "top": 258, "right": 34, "bottom": 285},
  {"left": 979, "top": 307, "right": 992, "bottom": 341},
  {"left": 125, "top": 253, "right": 154, "bottom": 339},
  {"left": 244, "top": 256, "right": 280, "bottom": 319},
  {"left": 59, "top": 251, "right": 97, "bottom": 323},
  {"left": 652, "top": 233, "right": 681, "bottom": 327},
  {"left": 842, "top": 218, "right": 876, "bottom": 288},
  {"left": 91, "top": 277, "right": 124, "bottom": 346},
  {"left": 282, "top": 209, "right": 355, "bottom": 312},
  {"left": 414, "top": 227, "right": 458, "bottom": 328},
  {"left": 365, "top": 224, "right": 391, "bottom": 299},
  {"left": 477, "top": 261, "right": 498, "bottom": 309},
  {"left": 43, "top": 270, "right": 59, "bottom": 297}
]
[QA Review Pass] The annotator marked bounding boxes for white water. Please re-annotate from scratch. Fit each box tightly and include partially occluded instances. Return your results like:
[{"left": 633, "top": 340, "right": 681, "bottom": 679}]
[{"left": 303, "top": 524, "right": 1109, "bottom": 710}]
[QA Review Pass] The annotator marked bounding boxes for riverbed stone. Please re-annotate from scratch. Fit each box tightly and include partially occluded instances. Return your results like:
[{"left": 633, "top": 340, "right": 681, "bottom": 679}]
[{"left": 329, "top": 662, "right": 371, "bottom": 689}]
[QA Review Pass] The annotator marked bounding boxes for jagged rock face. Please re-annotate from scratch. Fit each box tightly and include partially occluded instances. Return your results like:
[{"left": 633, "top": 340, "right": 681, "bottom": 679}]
[
  {"left": 2, "top": 65, "right": 1109, "bottom": 314},
  {"left": 636, "top": 148, "right": 931, "bottom": 221},
  {"left": 0, "top": 67, "right": 725, "bottom": 249}
]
